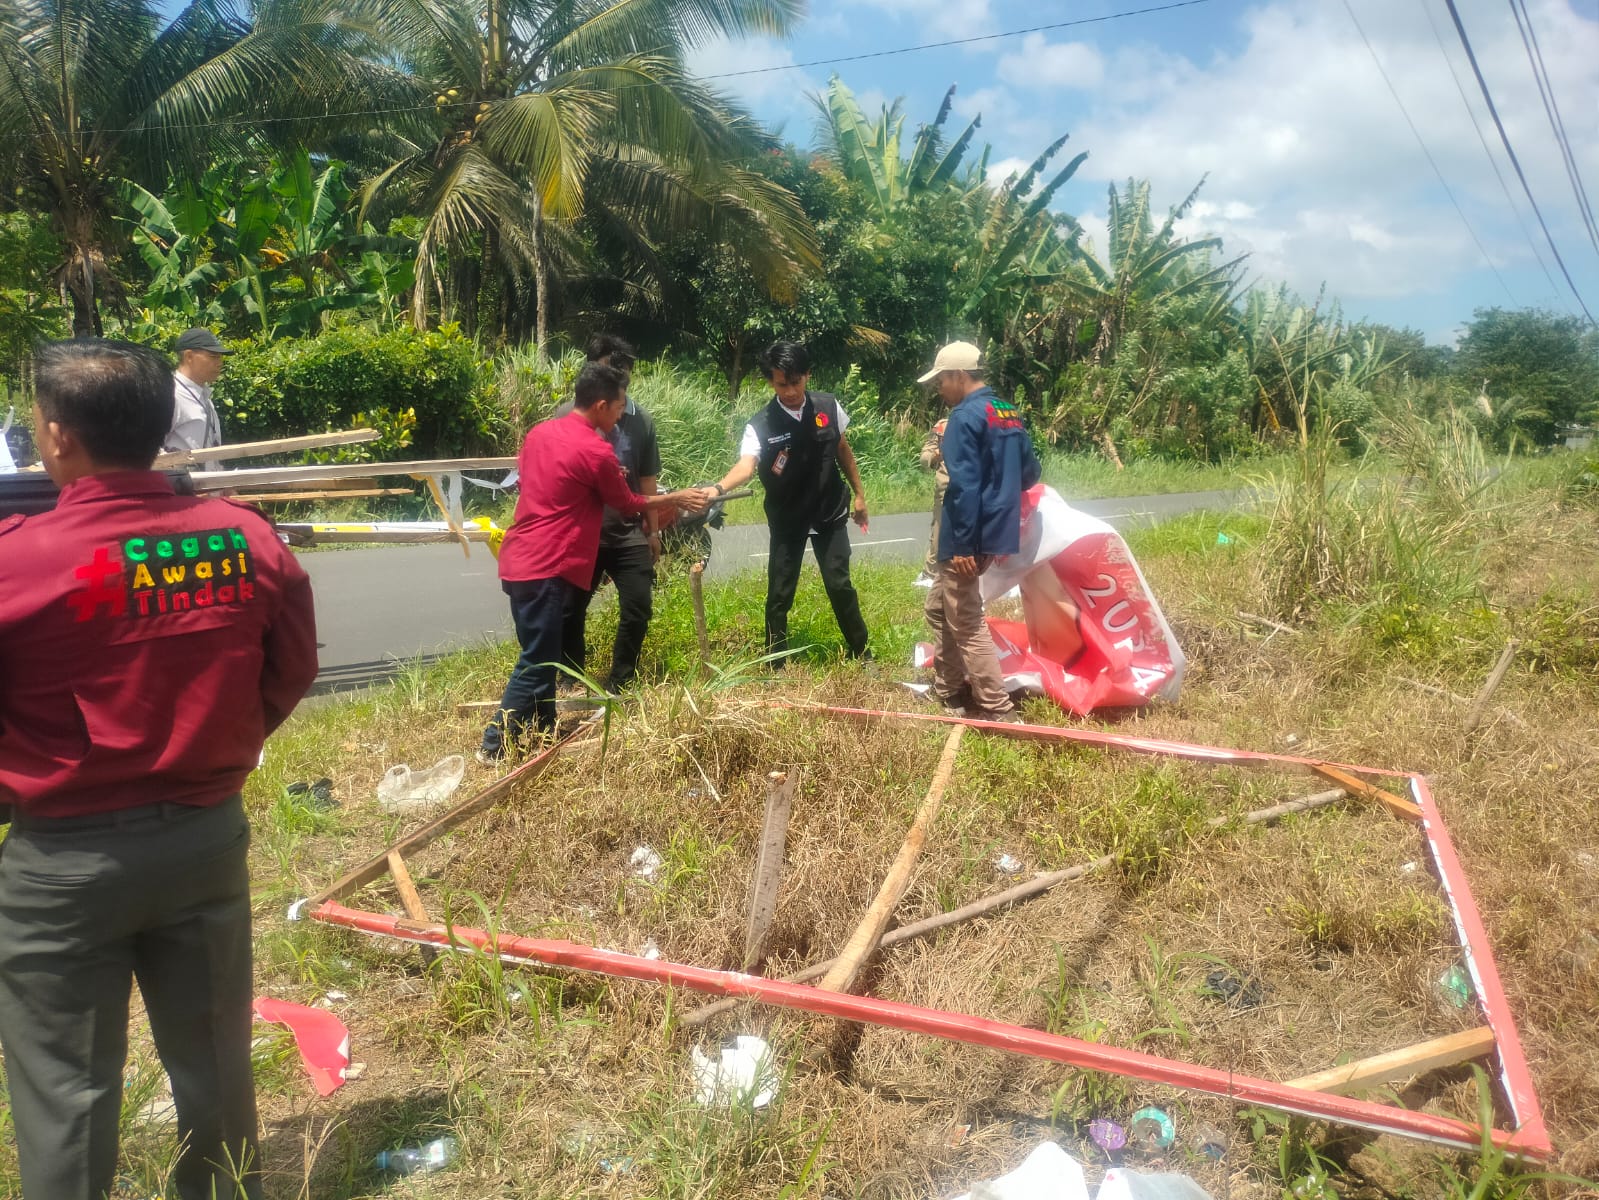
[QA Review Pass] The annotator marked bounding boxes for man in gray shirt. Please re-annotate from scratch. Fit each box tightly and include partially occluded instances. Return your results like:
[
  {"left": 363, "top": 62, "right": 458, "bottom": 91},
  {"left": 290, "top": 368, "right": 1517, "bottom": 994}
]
[
  {"left": 556, "top": 334, "right": 663, "bottom": 691},
  {"left": 165, "top": 328, "right": 230, "bottom": 453}
]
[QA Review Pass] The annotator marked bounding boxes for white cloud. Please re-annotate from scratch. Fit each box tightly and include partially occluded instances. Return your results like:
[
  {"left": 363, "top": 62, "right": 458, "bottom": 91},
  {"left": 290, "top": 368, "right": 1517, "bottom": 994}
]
[
  {"left": 1061, "top": 0, "right": 1599, "bottom": 305},
  {"left": 849, "top": 0, "right": 995, "bottom": 43},
  {"left": 686, "top": 35, "right": 819, "bottom": 127},
  {"left": 996, "top": 34, "right": 1104, "bottom": 90}
]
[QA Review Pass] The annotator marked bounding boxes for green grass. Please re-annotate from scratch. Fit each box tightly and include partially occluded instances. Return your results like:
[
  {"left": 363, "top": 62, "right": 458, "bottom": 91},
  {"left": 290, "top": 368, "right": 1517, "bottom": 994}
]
[{"left": 10, "top": 437, "right": 1597, "bottom": 1199}]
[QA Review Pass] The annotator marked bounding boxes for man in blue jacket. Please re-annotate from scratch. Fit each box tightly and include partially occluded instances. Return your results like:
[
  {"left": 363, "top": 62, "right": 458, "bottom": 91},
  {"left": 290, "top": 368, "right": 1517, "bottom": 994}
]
[{"left": 920, "top": 341, "right": 1041, "bottom": 720}]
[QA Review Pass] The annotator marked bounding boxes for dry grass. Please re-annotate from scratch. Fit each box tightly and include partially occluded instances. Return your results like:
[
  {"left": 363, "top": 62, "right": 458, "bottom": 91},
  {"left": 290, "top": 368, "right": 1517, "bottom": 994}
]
[{"left": 10, "top": 459, "right": 1593, "bottom": 1200}]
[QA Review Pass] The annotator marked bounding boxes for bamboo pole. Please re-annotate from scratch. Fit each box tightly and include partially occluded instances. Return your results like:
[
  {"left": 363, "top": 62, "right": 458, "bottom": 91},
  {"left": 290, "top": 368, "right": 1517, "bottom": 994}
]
[
  {"left": 679, "top": 787, "right": 1349, "bottom": 1029},
  {"left": 819, "top": 727, "right": 963, "bottom": 994}
]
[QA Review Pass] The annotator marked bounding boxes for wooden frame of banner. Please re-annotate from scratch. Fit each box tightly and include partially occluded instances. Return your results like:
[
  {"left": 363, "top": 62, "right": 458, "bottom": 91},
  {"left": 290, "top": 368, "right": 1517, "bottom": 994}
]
[{"left": 301, "top": 707, "right": 1551, "bottom": 1161}]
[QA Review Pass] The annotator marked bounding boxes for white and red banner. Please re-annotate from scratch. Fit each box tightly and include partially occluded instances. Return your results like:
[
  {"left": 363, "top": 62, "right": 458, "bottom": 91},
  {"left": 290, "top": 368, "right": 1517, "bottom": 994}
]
[{"left": 977, "top": 485, "right": 1185, "bottom": 715}]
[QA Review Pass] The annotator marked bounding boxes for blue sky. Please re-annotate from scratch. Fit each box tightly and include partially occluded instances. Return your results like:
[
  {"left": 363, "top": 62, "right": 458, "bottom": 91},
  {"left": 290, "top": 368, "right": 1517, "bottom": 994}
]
[{"left": 688, "top": 0, "right": 1599, "bottom": 345}]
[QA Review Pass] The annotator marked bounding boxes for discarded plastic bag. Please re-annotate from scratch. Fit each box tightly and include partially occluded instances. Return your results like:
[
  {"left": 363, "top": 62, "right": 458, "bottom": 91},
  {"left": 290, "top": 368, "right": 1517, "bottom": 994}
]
[
  {"left": 948, "top": 1141, "right": 1089, "bottom": 1200},
  {"left": 979, "top": 485, "right": 1185, "bottom": 716},
  {"left": 253, "top": 998, "right": 350, "bottom": 1096},
  {"left": 947, "top": 1143, "right": 1213, "bottom": 1200},
  {"left": 377, "top": 755, "right": 465, "bottom": 815},
  {"left": 1099, "top": 1168, "right": 1214, "bottom": 1199},
  {"left": 690, "top": 1035, "right": 777, "bottom": 1109}
]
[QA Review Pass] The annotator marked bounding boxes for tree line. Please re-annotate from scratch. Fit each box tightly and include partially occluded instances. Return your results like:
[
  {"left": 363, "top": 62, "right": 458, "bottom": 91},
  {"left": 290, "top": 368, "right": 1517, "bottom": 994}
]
[{"left": 2, "top": 0, "right": 1594, "bottom": 458}]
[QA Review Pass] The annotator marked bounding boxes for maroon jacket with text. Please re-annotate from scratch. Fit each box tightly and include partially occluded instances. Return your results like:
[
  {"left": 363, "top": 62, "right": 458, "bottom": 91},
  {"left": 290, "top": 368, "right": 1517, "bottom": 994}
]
[{"left": 0, "top": 471, "right": 319, "bottom": 818}]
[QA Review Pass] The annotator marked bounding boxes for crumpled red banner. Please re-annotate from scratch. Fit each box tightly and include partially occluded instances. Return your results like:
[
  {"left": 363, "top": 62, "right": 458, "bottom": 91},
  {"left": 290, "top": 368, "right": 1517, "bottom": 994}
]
[
  {"left": 253, "top": 997, "right": 350, "bottom": 1096},
  {"left": 979, "top": 485, "right": 1186, "bottom": 716}
]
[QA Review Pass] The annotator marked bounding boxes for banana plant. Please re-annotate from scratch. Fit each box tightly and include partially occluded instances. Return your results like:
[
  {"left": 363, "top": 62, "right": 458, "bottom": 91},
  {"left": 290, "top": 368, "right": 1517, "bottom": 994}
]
[{"left": 813, "top": 77, "right": 982, "bottom": 216}]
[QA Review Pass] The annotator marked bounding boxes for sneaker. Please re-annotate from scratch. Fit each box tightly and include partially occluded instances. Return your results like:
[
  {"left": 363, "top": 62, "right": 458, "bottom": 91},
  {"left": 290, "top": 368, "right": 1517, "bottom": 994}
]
[{"left": 475, "top": 746, "right": 504, "bottom": 766}]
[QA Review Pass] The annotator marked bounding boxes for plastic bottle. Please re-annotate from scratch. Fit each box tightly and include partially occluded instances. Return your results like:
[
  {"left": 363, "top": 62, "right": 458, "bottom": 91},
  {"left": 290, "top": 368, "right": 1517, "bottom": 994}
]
[{"left": 373, "top": 1135, "right": 459, "bottom": 1175}]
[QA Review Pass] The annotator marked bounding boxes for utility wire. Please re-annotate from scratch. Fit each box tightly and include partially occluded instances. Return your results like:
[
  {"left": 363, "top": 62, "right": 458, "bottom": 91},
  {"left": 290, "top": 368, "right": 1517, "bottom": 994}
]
[
  {"left": 712, "top": 0, "right": 1215, "bottom": 78},
  {"left": 1340, "top": 0, "right": 1516, "bottom": 304},
  {"left": 1507, "top": 0, "right": 1599, "bottom": 257},
  {"left": 1441, "top": 0, "right": 1595, "bottom": 323},
  {"left": 77, "top": 0, "right": 1217, "bottom": 137},
  {"left": 1421, "top": 0, "right": 1560, "bottom": 300}
]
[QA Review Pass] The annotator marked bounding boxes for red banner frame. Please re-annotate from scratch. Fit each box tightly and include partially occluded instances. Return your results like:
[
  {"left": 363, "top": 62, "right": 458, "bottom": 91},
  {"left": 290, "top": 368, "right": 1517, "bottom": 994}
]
[{"left": 305, "top": 706, "right": 1552, "bottom": 1160}]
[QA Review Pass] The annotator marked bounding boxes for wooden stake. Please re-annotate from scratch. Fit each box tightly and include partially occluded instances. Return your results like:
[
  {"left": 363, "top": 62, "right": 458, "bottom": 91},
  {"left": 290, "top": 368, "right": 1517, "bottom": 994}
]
[
  {"left": 232, "top": 476, "right": 387, "bottom": 493},
  {"left": 744, "top": 770, "right": 798, "bottom": 971},
  {"left": 1463, "top": 640, "right": 1518, "bottom": 736},
  {"left": 1308, "top": 762, "right": 1421, "bottom": 822},
  {"left": 679, "top": 786, "right": 1350, "bottom": 1029},
  {"left": 190, "top": 455, "right": 515, "bottom": 490},
  {"left": 690, "top": 561, "right": 709, "bottom": 674},
  {"left": 153, "top": 428, "right": 378, "bottom": 467},
  {"left": 819, "top": 727, "right": 963, "bottom": 994},
  {"left": 388, "top": 851, "right": 438, "bottom": 965},
  {"left": 1398, "top": 677, "right": 1530, "bottom": 730},
  {"left": 1237, "top": 611, "right": 1300, "bottom": 637},
  {"left": 245, "top": 488, "right": 413, "bottom": 503},
  {"left": 1286, "top": 1027, "right": 1496, "bottom": 1095}
]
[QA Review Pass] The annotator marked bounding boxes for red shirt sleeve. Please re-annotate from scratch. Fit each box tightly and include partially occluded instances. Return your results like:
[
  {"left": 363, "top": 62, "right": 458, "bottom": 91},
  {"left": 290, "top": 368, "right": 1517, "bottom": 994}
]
[{"left": 260, "top": 548, "right": 319, "bottom": 733}]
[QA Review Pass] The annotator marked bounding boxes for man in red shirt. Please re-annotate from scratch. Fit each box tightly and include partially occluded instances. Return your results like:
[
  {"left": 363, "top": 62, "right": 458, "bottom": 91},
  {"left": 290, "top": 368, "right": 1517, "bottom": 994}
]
[
  {"left": 0, "top": 339, "right": 318, "bottom": 1199},
  {"left": 481, "top": 362, "right": 705, "bottom": 760}
]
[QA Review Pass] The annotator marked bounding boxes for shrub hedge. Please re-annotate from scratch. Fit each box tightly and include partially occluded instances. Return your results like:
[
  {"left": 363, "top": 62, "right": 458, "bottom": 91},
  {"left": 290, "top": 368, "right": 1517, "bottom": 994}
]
[{"left": 214, "top": 324, "right": 503, "bottom": 458}]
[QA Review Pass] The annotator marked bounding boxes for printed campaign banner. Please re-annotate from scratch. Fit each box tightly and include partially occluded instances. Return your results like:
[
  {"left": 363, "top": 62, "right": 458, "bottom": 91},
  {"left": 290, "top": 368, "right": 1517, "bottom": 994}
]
[{"left": 978, "top": 485, "right": 1185, "bottom": 715}]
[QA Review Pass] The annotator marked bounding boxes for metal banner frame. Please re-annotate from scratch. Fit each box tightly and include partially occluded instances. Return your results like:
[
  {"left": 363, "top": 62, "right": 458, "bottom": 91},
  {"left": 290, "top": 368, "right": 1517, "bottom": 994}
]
[{"left": 302, "top": 706, "right": 1551, "bottom": 1160}]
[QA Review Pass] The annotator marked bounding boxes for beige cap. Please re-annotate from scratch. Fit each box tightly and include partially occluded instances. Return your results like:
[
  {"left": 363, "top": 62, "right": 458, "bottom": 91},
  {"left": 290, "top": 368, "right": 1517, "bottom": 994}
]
[{"left": 917, "top": 340, "right": 982, "bottom": 383}]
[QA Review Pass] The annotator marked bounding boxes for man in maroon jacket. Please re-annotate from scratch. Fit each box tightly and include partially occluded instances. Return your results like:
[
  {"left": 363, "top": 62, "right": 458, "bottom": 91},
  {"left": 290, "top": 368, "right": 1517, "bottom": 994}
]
[
  {"left": 0, "top": 339, "right": 318, "bottom": 1200},
  {"left": 481, "top": 362, "right": 705, "bottom": 760}
]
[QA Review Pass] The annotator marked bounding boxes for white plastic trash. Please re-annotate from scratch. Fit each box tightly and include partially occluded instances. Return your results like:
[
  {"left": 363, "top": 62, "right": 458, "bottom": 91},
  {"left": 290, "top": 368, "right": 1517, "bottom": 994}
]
[
  {"left": 690, "top": 1035, "right": 778, "bottom": 1109},
  {"left": 377, "top": 755, "right": 466, "bottom": 815},
  {"left": 1098, "top": 1169, "right": 1214, "bottom": 1200},
  {"left": 629, "top": 845, "right": 663, "bottom": 879},
  {"left": 948, "top": 1142, "right": 1089, "bottom": 1200}
]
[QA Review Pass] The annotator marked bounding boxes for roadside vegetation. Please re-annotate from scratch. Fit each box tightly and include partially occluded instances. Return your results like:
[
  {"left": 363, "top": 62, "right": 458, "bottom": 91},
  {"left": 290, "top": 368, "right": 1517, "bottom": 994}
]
[{"left": 11, "top": 432, "right": 1592, "bottom": 1198}]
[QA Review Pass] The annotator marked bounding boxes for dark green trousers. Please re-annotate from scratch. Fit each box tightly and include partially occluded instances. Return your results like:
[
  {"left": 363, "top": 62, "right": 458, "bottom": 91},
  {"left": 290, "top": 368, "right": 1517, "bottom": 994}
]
[{"left": 0, "top": 796, "right": 261, "bottom": 1200}]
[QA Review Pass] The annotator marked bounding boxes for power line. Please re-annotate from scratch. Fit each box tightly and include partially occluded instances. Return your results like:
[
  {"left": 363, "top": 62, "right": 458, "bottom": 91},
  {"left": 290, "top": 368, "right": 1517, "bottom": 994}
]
[
  {"left": 1440, "top": 0, "right": 1595, "bottom": 323},
  {"left": 80, "top": 0, "right": 1218, "bottom": 137},
  {"left": 712, "top": 0, "right": 1216, "bottom": 78},
  {"left": 1340, "top": 0, "right": 1516, "bottom": 304},
  {"left": 1507, "top": 0, "right": 1599, "bottom": 258},
  {"left": 1421, "top": 0, "right": 1561, "bottom": 301}
]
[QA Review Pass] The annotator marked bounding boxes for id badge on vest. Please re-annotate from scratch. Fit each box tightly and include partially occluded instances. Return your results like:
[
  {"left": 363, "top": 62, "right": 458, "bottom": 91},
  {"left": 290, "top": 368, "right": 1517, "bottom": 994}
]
[{"left": 772, "top": 448, "right": 789, "bottom": 476}]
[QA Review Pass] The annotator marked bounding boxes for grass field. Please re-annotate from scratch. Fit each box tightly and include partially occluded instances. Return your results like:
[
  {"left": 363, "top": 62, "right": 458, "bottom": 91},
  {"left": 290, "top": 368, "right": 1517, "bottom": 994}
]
[{"left": 10, "top": 445, "right": 1595, "bottom": 1199}]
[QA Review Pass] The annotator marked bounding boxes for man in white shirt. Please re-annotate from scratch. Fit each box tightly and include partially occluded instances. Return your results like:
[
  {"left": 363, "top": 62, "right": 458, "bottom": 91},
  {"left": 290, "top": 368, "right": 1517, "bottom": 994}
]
[
  {"left": 165, "top": 328, "right": 230, "bottom": 453},
  {"left": 708, "top": 340, "right": 870, "bottom": 662}
]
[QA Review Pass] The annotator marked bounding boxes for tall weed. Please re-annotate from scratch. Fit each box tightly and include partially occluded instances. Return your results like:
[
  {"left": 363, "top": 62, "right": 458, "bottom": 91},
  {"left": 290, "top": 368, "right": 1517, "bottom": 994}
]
[{"left": 1253, "top": 411, "right": 1491, "bottom": 628}]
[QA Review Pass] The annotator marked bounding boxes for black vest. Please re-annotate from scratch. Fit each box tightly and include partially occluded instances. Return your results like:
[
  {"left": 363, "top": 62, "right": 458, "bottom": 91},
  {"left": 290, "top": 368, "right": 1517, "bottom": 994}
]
[{"left": 750, "top": 392, "right": 849, "bottom": 534}]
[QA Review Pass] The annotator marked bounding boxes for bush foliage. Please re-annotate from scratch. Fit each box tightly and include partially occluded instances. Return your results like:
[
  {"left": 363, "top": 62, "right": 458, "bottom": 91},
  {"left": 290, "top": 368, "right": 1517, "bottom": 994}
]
[{"left": 214, "top": 324, "right": 500, "bottom": 458}]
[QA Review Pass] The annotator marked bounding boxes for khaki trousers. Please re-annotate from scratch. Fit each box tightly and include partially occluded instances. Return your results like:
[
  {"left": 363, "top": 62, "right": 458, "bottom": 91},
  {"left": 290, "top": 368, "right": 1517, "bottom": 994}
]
[{"left": 924, "top": 561, "right": 1012, "bottom": 715}]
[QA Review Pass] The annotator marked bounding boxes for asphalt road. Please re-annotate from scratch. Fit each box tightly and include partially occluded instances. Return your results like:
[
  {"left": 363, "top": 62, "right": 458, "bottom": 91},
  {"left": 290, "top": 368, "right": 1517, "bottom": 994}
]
[{"left": 302, "top": 489, "right": 1238, "bottom": 691}]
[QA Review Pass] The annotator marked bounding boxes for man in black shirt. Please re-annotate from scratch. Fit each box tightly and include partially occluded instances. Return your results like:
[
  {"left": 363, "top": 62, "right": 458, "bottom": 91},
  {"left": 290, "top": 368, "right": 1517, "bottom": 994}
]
[
  {"left": 709, "top": 341, "right": 870, "bottom": 662},
  {"left": 556, "top": 335, "right": 663, "bottom": 691}
]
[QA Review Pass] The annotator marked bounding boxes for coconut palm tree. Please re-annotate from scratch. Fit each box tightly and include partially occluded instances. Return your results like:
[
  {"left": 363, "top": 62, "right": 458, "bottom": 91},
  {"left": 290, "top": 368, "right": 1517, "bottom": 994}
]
[
  {"left": 356, "top": 0, "right": 817, "bottom": 349},
  {"left": 0, "top": 0, "right": 404, "bottom": 336}
]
